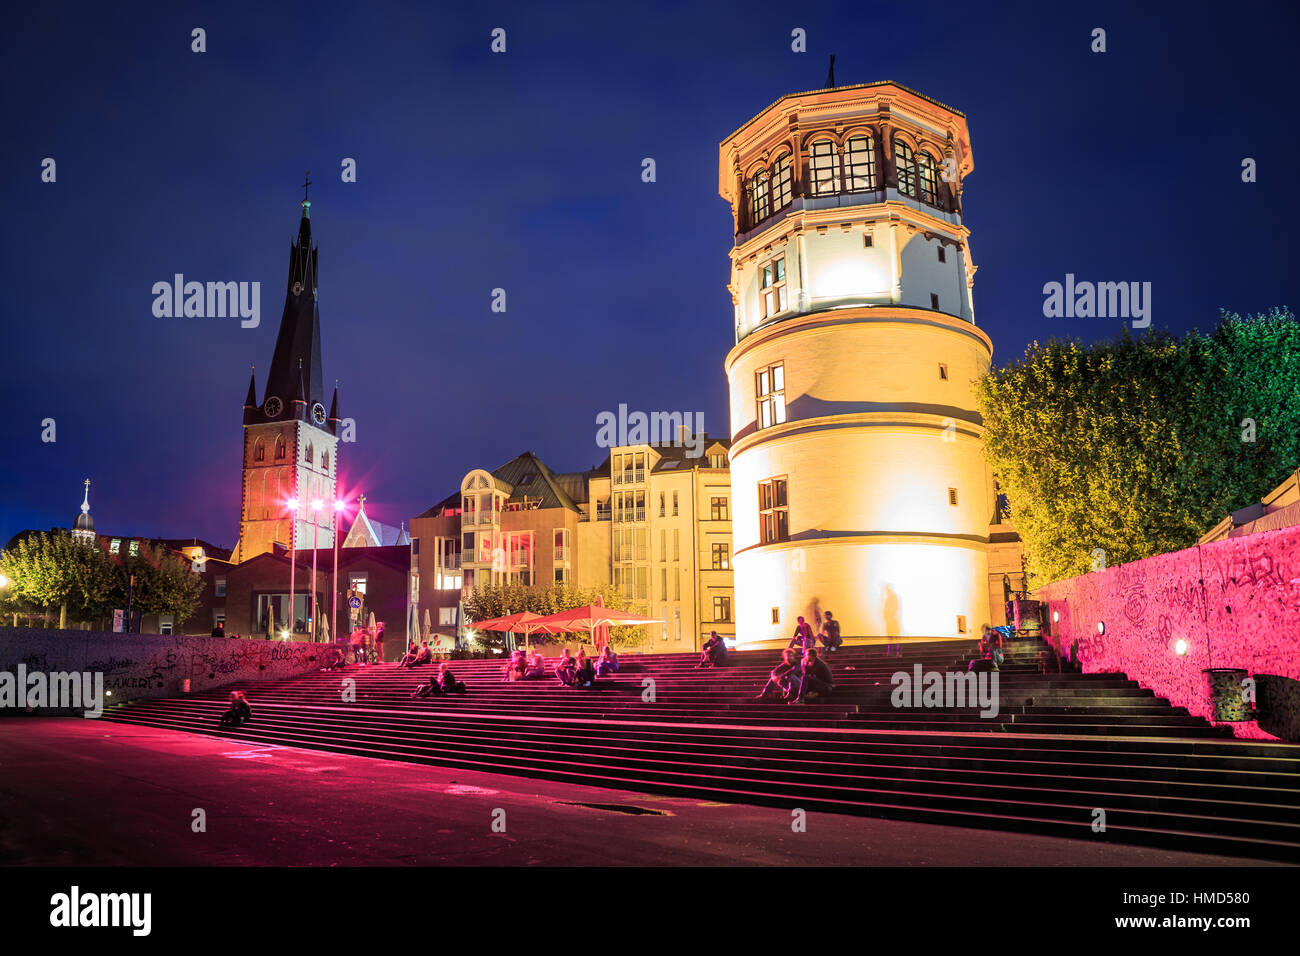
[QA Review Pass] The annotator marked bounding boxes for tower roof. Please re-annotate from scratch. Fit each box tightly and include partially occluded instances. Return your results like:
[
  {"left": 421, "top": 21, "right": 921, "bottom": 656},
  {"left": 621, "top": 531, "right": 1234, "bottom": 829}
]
[
  {"left": 73, "top": 479, "right": 94, "bottom": 533},
  {"left": 245, "top": 182, "right": 331, "bottom": 432}
]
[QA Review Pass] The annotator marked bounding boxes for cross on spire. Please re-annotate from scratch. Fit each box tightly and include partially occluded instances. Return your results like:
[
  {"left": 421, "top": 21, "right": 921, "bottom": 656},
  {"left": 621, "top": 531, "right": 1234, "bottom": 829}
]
[{"left": 302, "top": 171, "right": 312, "bottom": 202}]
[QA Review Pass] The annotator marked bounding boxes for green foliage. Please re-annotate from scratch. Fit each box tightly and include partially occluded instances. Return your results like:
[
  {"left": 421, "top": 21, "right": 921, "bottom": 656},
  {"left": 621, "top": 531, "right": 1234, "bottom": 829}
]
[
  {"left": 976, "top": 308, "right": 1300, "bottom": 583},
  {"left": 462, "top": 581, "right": 651, "bottom": 650},
  {"left": 0, "top": 532, "right": 202, "bottom": 630}
]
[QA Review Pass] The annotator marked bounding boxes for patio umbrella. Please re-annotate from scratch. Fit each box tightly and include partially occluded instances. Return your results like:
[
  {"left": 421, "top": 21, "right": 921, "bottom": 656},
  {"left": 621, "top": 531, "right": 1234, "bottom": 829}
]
[
  {"left": 423, "top": 608, "right": 432, "bottom": 641},
  {"left": 531, "top": 605, "right": 661, "bottom": 650},
  {"left": 470, "top": 611, "right": 562, "bottom": 651}
]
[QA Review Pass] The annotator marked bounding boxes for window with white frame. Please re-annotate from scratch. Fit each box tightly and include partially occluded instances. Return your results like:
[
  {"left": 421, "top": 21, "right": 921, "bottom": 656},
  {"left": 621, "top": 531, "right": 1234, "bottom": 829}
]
[
  {"left": 809, "top": 139, "right": 840, "bottom": 195},
  {"left": 758, "top": 256, "right": 787, "bottom": 319},
  {"left": 756, "top": 362, "right": 786, "bottom": 430}
]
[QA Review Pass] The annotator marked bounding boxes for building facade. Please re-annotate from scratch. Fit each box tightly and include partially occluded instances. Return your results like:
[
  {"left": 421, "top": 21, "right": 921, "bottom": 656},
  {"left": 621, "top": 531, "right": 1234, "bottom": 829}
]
[{"left": 719, "top": 81, "right": 1005, "bottom": 646}]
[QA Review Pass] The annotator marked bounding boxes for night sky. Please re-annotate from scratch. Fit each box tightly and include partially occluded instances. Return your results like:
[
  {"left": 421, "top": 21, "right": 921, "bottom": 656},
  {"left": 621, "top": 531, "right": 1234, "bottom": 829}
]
[{"left": 2, "top": 0, "right": 1296, "bottom": 549}]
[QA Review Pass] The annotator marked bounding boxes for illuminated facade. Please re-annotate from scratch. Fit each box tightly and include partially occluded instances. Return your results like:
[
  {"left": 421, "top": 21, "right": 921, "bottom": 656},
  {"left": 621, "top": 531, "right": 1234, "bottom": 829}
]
[{"left": 719, "top": 81, "right": 1001, "bottom": 645}]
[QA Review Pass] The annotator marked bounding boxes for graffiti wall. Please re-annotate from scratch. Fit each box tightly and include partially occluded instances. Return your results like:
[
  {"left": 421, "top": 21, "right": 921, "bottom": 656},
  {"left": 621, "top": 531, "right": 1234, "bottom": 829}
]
[
  {"left": 1034, "top": 525, "right": 1300, "bottom": 741},
  {"left": 0, "top": 628, "right": 333, "bottom": 706}
]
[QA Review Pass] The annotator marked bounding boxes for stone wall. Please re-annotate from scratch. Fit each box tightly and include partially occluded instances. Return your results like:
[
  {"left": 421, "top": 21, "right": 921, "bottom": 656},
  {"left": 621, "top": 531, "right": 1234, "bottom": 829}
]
[
  {"left": 1034, "top": 525, "right": 1300, "bottom": 741},
  {"left": 0, "top": 628, "right": 336, "bottom": 709}
]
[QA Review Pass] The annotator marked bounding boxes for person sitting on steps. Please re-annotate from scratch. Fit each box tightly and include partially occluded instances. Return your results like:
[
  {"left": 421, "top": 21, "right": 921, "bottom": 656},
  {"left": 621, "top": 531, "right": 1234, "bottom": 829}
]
[
  {"left": 698, "top": 630, "right": 728, "bottom": 668},
  {"left": 438, "top": 662, "right": 467, "bottom": 695},
  {"left": 503, "top": 649, "right": 527, "bottom": 681},
  {"left": 819, "top": 611, "right": 843, "bottom": 653},
  {"left": 554, "top": 648, "right": 578, "bottom": 686},
  {"left": 218, "top": 690, "right": 252, "bottom": 727},
  {"left": 791, "top": 649, "right": 833, "bottom": 704},
  {"left": 412, "top": 674, "right": 441, "bottom": 698},
  {"left": 572, "top": 650, "right": 597, "bottom": 688},
  {"left": 525, "top": 648, "right": 547, "bottom": 679},
  {"left": 398, "top": 642, "right": 420, "bottom": 668},
  {"left": 595, "top": 644, "right": 620, "bottom": 677},
  {"left": 788, "top": 616, "right": 816, "bottom": 654},
  {"left": 413, "top": 641, "right": 433, "bottom": 667},
  {"left": 756, "top": 649, "right": 800, "bottom": 701}
]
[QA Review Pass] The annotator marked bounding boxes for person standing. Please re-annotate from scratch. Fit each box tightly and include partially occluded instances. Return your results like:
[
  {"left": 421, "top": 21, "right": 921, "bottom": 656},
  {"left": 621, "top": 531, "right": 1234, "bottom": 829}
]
[{"left": 819, "top": 611, "right": 842, "bottom": 652}]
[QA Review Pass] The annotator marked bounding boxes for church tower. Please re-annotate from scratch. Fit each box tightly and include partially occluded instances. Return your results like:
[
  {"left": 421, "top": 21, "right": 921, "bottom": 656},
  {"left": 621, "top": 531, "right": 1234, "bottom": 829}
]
[
  {"left": 72, "top": 478, "right": 96, "bottom": 545},
  {"left": 719, "top": 82, "right": 995, "bottom": 645},
  {"left": 235, "top": 186, "right": 341, "bottom": 563}
]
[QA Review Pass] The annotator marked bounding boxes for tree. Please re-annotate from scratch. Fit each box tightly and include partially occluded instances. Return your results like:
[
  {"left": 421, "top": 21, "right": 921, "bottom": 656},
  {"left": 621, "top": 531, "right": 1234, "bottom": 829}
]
[
  {"left": 125, "top": 542, "right": 202, "bottom": 628},
  {"left": 976, "top": 308, "right": 1300, "bottom": 583}
]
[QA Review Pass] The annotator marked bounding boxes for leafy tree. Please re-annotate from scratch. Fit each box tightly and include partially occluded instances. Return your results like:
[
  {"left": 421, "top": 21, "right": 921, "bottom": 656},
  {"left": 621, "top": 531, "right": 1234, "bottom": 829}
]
[
  {"left": 976, "top": 308, "right": 1300, "bottom": 583},
  {"left": 124, "top": 542, "right": 202, "bottom": 627}
]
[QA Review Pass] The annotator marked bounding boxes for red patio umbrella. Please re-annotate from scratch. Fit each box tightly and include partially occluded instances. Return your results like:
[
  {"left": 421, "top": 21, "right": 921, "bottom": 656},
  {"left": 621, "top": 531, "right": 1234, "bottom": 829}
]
[
  {"left": 469, "top": 611, "right": 564, "bottom": 651},
  {"left": 531, "top": 605, "right": 661, "bottom": 650}
]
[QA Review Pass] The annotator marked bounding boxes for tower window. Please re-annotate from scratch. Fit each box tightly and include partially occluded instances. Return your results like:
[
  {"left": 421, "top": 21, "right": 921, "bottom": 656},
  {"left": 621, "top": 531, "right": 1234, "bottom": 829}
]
[
  {"left": 274, "top": 436, "right": 286, "bottom": 460},
  {"left": 863, "top": 233, "right": 874, "bottom": 248},
  {"left": 809, "top": 139, "right": 840, "bottom": 195},
  {"left": 930, "top": 293, "right": 940, "bottom": 310},
  {"left": 758, "top": 477, "right": 790, "bottom": 544},
  {"left": 305, "top": 442, "right": 314, "bottom": 464},
  {"left": 771, "top": 607, "right": 781, "bottom": 625},
  {"left": 253, "top": 438, "right": 266, "bottom": 462},
  {"left": 321, "top": 451, "right": 329, "bottom": 472},
  {"left": 948, "top": 488, "right": 959, "bottom": 506},
  {"left": 756, "top": 362, "right": 786, "bottom": 430},
  {"left": 894, "top": 141, "right": 917, "bottom": 198},
  {"left": 957, "top": 615, "right": 967, "bottom": 634},
  {"left": 758, "top": 256, "right": 787, "bottom": 318},
  {"left": 672, "top": 492, "right": 679, "bottom": 517},
  {"left": 771, "top": 154, "right": 793, "bottom": 211},
  {"left": 937, "top": 245, "right": 947, "bottom": 263},
  {"left": 843, "top": 135, "right": 877, "bottom": 191},
  {"left": 748, "top": 168, "right": 770, "bottom": 227},
  {"left": 918, "top": 152, "right": 941, "bottom": 206},
  {"left": 939, "top": 363, "right": 949, "bottom": 380}
]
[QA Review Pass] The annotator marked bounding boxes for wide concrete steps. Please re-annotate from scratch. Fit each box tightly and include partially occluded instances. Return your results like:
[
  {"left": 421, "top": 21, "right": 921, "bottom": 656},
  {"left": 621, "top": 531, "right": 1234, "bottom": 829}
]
[{"left": 99, "top": 637, "right": 1300, "bottom": 861}]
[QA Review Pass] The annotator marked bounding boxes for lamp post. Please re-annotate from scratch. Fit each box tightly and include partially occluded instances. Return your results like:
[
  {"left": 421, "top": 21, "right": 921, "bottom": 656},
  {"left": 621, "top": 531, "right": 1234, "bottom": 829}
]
[
  {"left": 310, "top": 498, "right": 323, "bottom": 641},
  {"left": 332, "top": 497, "right": 346, "bottom": 649},
  {"left": 287, "top": 498, "right": 299, "bottom": 637}
]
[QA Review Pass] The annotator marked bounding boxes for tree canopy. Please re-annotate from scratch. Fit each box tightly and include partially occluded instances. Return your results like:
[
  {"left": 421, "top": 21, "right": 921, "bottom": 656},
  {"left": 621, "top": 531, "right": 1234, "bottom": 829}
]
[{"left": 976, "top": 308, "right": 1300, "bottom": 583}]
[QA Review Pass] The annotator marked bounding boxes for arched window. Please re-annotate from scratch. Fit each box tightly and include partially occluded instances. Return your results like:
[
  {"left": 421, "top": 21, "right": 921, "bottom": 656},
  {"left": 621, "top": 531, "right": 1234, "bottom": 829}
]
[
  {"left": 274, "top": 436, "right": 286, "bottom": 460},
  {"left": 321, "top": 450, "right": 329, "bottom": 472},
  {"left": 253, "top": 438, "right": 265, "bottom": 462},
  {"left": 771, "top": 154, "right": 793, "bottom": 210},
  {"left": 844, "top": 135, "right": 877, "bottom": 191},
  {"left": 808, "top": 139, "right": 840, "bottom": 195},
  {"left": 918, "top": 152, "right": 940, "bottom": 206},
  {"left": 894, "top": 141, "right": 917, "bottom": 198},
  {"left": 305, "top": 442, "right": 314, "bottom": 464},
  {"left": 749, "top": 169, "right": 770, "bottom": 226}
]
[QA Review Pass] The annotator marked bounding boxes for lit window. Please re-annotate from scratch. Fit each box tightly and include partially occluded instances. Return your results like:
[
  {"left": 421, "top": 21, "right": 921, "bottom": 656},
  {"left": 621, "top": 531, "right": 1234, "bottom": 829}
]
[
  {"left": 771, "top": 607, "right": 780, "bottom": 624},
  {"left": 215, "top": 576, "right": 227, "bottom": 598},
  {"left": 305, "top": 442, "right": 313, "bottom": 464},
  {"left": 948, "top": 488, "right": 959, "bottom": 506},
  {"left": 844, "top": 135, "right": 876, "bottom": 191},
  {"left": 756, "top": 363, "right": 787, "bottom": 430},
  {"left": 711, "top": 542, "right": 730, "bottom": 570},
  {"left": 274, "top": 436, "right": 286, "bottom": 460},
  {"left": 809, "top": 139, "right": 840, "bottom": 195},
  {"left": 918, "top": 153, "right": 940, "bottom": 206},
  {"left": 672, "top": 492, "right": 679, "bottom": 517},
  {"left": 749, "top": 168, "right": 770, "bottom": 226},
  {"left": 710, "top": 496, "right": 729, "bottom": 521},
  {"left": 321, "top": 451, "right": 329, "bottom": 471},
  {"left": 713, "top": 595, "right": 732, "bottom": 622},
  {"left": 771, "top": 154, "right": 793, "bottom": 210},
  {"left": 895, "top": 141, "right": 917, "bottom": 198},
  {"left": 110, "top": 538, "right": 121, "bottom": 554},
  {"left": 253, "top": 439, "right": 265, "bottom": 462},
  {"left": 128, "top": 540, "right": 139, "bottom": 557},
  {"left": 758, "top": 257, "right": 787, "bottom": 319},
  {"left": 759, "top": 478, "right": 790, "bottom": 544}
]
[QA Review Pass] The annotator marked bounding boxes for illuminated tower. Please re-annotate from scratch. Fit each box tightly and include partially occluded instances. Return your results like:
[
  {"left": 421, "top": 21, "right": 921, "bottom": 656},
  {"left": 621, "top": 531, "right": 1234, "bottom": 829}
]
[
  {"left": 719, "top": 81, "right": 994, "bottom": 645},
  {"left": 235, "top": 189, "right": 341, "bottom": 563}
]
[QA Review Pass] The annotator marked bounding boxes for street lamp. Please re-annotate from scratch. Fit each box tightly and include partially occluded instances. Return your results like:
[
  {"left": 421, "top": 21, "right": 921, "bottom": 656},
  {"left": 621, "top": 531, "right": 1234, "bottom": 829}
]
[
  {"left": 287, "top": 497, "right": 299, "bottom": 637},
  {"left": 310, "top": 499, "right": 323, "bottom": 641},
  {"left": 332, "top": 497, "right": 346, "bottom": 649}
]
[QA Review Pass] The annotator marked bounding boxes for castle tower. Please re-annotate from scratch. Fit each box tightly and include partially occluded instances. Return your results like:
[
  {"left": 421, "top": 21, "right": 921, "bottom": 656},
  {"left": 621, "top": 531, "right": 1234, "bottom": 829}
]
[
  {"left": 718, "top": 82, "right": 995, "bottom": 645},
  {"left": 235, "top": 189, "right": 341, "bottom": 563}
]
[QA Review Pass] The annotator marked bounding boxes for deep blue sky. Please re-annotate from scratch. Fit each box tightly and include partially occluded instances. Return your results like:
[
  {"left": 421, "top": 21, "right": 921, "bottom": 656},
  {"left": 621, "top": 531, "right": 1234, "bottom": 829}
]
[{"left": 2, "top": 0, "right": 1297, "bottom": 548}]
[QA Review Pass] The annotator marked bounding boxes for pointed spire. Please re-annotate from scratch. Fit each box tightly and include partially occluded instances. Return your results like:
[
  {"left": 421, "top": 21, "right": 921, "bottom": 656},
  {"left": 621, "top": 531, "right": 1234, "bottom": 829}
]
[
  {"left": 825, "top": 54, "right": 836, "bottom": 88},
  {"left": 294, "top": 358, "right": 307, "bottom": 405},
  {"left": 81, "top": 478, "right": 91, "bottom": 515},
  {"left": 244, "top": 366, "right": 257, "bottom": 408},
  {"left": 328, "top": 380, "right": 340, "bottom": 423}
]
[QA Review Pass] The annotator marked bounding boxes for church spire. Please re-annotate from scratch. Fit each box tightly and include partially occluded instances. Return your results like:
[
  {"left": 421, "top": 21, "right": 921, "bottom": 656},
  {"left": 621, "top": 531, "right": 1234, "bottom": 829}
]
[
  {"left": 243, "top": 367, "right": 257, "bottom": 410},
  {"left": 254, "top": 183, "right": 325, "bottom": 428},
  {"left": 72, "top": 478, "right": 95, "bottom": 543}
]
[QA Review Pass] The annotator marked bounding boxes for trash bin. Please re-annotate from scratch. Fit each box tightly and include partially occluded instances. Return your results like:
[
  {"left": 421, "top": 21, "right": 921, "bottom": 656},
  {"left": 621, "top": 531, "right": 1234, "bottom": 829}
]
[{"left": 1203, "top": 668, "right": 1251, "bottom": 722}]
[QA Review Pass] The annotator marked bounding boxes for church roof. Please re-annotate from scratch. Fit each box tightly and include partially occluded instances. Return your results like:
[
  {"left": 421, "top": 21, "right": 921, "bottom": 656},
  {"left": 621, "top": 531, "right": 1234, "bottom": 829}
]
[{"left": 418, "top": 451, "right": 589, "bottom": 517}]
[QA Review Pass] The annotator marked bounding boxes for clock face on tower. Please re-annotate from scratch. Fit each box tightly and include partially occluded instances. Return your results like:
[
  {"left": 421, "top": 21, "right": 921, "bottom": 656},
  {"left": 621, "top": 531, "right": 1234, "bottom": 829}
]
[
  {"left": 264, "top": 396, "right": 283, "bottom": 418},
  {"left": 312, "top": 402, "right": 326, "bottom": 425}
]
